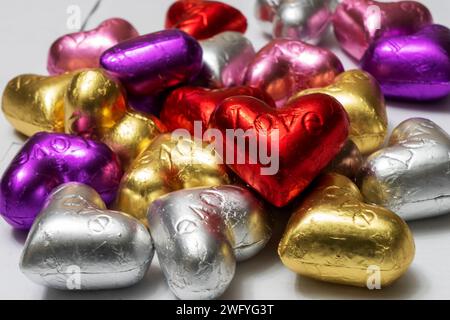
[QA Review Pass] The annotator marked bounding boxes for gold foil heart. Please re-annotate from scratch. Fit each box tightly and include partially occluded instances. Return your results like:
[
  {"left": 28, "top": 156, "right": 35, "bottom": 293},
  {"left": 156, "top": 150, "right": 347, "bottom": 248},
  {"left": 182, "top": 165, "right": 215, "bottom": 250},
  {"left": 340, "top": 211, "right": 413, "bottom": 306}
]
[
  {"left": 279, "top": 173, "right": 415, "bottom": 288},
  {"left": 2, "top": 73, "right": 74, "bottom": 136},
  {"left": 292, "top": 70, "right": 387, "bottom": 154},
  {"left": 2, "top": 69, "right": 164, "bottom": 169},
  {"left": 64, "top": 69, "right": 127, "bottom": 138},
  {"left": 115, "top": 133, "right": 230, "bottom": 224}
]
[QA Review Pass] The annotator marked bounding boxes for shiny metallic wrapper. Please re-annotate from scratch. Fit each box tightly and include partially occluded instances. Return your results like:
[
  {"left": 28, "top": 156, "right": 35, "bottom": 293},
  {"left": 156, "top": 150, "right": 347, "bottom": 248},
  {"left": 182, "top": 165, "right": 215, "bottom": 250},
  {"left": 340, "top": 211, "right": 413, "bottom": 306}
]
[
  {"left": 199, "top": 31, "right": 255, "bottom": 88},
  {"left": 20, "top": 183, "right": 154, "bottom": 290},
  {"left": 359, "top": 118, "right": 450, "bottom": 220}
]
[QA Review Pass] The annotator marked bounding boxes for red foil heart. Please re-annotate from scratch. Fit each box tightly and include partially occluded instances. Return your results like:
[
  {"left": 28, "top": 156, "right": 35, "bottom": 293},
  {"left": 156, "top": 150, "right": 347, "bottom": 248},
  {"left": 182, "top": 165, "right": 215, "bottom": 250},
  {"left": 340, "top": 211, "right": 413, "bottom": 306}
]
[
  {"left": 160, "top": 86, "right": 275, "bottom": 134},
  {"left": 165, "top": 0, "right": 247, "bottom": 40},
  {"left": 210, "top": 94, "right": 349, "bottom": 207}
]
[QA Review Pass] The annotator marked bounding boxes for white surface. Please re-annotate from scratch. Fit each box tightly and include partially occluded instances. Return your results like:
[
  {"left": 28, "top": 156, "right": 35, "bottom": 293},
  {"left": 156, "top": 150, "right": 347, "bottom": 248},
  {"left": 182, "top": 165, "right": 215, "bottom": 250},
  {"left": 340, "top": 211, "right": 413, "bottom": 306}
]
[{"left": 0, "top": 0, "right": 449, "bottom": 300}]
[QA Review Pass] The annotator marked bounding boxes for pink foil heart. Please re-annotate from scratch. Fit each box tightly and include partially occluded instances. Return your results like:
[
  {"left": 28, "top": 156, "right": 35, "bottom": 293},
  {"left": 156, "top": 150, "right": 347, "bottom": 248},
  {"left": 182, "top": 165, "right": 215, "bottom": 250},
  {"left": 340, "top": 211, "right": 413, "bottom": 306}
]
[
  {"left": 333, "top": 0, "right": 433, "bottom": 61},
  {"left": 244, "top": 39, "right": 344, "bottom": 107},
  {"left": 47, "top": 18, "right": 139, "bottom": 75}
]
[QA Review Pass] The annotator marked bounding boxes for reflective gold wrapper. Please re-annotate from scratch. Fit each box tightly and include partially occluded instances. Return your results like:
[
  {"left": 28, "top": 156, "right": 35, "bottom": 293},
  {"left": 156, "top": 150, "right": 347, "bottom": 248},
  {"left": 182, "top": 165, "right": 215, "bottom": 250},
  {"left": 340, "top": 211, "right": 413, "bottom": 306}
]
[
  {"left": 65, "top": 69, "right": 127, "bottom": 138},
  {"left": 2, "top": 73, "right": 74, "bottom": 136},
  {"left": 279, "top": 173, "right": 415, "bottom": 288},
  {"left": 102, "top": 111, "right": 166, "bottom": 170},
  {"left": 115, "top": 133, "right": 230, "bottom": 224},
  {"left": 292, "top": 70, "right": 387, "bottom": 154}
]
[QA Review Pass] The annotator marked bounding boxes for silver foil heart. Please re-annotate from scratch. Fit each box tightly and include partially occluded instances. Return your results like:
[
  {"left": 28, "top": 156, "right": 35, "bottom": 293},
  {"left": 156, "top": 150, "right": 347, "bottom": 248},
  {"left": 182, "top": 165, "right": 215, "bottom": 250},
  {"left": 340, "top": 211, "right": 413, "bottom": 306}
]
[
  {"left": 256, "top": 0, "right": 337, "bottom": 44},
  {"left": 199, "top": 31, "right": 255, "bottom": 88},
  {"left": 147, "top": 185, "right": 272, "bottom": 300},
  {"left": 359, "top": 118, "right": 450, "bottom": 220},
  {"left": 20, "top": 183, "right": 154, "bottom": 290}
]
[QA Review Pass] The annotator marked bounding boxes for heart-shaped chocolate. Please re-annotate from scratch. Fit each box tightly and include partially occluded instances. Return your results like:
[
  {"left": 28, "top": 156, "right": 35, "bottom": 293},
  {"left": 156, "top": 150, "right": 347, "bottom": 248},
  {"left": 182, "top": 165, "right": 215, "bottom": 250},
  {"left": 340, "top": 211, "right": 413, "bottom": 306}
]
[
  {"left": 210, "top": 93, "right": 349, "bottom": 207},
  {"left": 102, "top": 110, "right": 166, "bottom": 170},
  {"left": 292, "top": 70, "right": 387, "bottom": 154},
  {"left": 160, "top": 86, "right": 275, "bottom": 134},
  {"left": 279, "top": 173, "right": 415, "bottom": 287},
  {"left": 2, "top": 72, "right": 74, "bottom": 137},
  {"left": 47, "top": 18, "right": 139, "bottom": 75},
  {"left": 165, "top": 0, "right": 247, "bottom": 40},
  {"left": 0, "top": 132, "right": 122, "bottom": 229},
  {"left": 20, "top": 183, "right": 153, "bottom": 290},
  {"left": 199, "top": 31, "right": 255, "bottom": 88},
  {"left": 100, "top": 30, "right": 203, "bottom": 96},
  {"left": 333, "top": 0, "right": 433, "bottom": 61},
  {"left": 244, "top": 39, "right": 344, "bottom": 107},
  {"left": 148, "top": 185, "right": 272, "bottom": 299},
  {"left": 148, "top": 187, "right": 235, "bottom": 300},
  {"left": 359, "top": 118, "right": 450, "bottom": 220},
  {"left": 361, "top": 24, "right": 450, "bottom": 101},
  {"left": 65, "top": 69, "right": 127, "bottom": 139},
  {"left": 273, "top": 0, "right": 337, "bottom": 44},
  {"left": 115, "top": 133, "right": 230, "bottom": 224}
]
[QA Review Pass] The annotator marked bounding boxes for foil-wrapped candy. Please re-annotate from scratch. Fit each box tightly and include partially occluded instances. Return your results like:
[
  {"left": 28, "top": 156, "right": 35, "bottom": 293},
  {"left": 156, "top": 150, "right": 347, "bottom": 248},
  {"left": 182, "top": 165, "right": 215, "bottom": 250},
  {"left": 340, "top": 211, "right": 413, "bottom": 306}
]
[
  {"left": 325, "top": 140, "right": 363, "bottom": 179},
  {"left": 359, "top": 118, "right": 450, "bottom": 221},
  {"left": 148, "top": 185, "right": 272, "bottom": 299},
  {"left": 0, "top": 132, "right": 122, "bottom": 229},
  {"left": 47, "top": 18, "right": 139, "bottom": 75},
  {"left": 279, "top": 173, "right": 415, "bottom": 287},
  {"left": 244, "top": 38, "right": 344, "bottom": 107},
  {"left": 362, "top": 24, "right": 450, "bottom": 101},
  {"left": 292, "top": 70, "right": 387, "bottom": 154},
  {"left": 333, "top": 0, "right": 433, "bottom": 61},
  {"left": 115, "top": 133, "right": 230, "bottom": 225},
  {"left": 199, "top": 31, "right": 255, "bottom": 88},
  {"left": 20, "top": 183, "right": 153, "bottom": 290},
  {"left": 255, "top": 0, "right": 337, "bottom": 44},
  {"left": 100, "top": 29, "right": 203, "bottom": 96}
]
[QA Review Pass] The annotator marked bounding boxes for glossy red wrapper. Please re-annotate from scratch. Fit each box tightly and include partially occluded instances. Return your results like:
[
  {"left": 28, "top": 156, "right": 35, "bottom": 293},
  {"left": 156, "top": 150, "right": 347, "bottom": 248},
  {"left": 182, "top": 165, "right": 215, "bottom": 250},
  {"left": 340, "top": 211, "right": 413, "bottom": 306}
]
[
  {"left": 210, "top": 94, "right": 349, "bottom": 207},
  {"left": 160, "top": 86, "right": 275, "bottom": 133},
  {"left": 165, "top": 0, "right": 247, "bottom": 40}
]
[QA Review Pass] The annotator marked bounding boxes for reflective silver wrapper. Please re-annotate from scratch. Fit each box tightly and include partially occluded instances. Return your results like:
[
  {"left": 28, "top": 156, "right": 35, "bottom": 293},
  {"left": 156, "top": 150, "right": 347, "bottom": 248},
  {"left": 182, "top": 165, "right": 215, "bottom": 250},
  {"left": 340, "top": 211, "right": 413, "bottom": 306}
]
[
  {"left": 20, "top": 183, "right": 154, "bottom": 290},
  {"left": 200, "top": 31, "right": 256, "bottom": 88},
  {"left": 359, "top": 118, "right": 450, "bottom": 220},
  {"left": 147, "top": 185, "right": 272, "bottom": 300},
  {"left": 255, "top": 0, "right": 280, "bottom": 35},
  {"left": 273, "top": 0, "right": 337, "bottom": 44}
]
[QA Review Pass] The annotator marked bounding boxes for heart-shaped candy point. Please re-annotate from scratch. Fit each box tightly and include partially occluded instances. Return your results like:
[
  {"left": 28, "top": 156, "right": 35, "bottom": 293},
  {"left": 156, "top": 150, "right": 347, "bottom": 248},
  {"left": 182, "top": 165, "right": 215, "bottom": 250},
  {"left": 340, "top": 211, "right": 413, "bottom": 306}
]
[
  {"left": 362, "top": 24, "right": 450, "bottom": 101},
  {"left": 115, "top": 133, "right": 230, "bottom": 224},
  {"left": 210, "top": 93, "right": 349, "bottom": 207},
  {"left": 359, "top": 118, "right": 450, "bottom": 221},
  {"left": 148, "top": 185, "right": 272, "bottom": 299},
  {"left": 333, "top": 0, "right": 433, "bottom": 61},
  {"left": 279, "top": 173, "right": 415, "bottom": 287},
  {"left": 20, "top": 183, "right": 153, "bottom": 290},
  {"left": 2, "top": 72, "right": 75, "bottom": 137},
  {"left": 47, "top": 18, "right": 139, "bottom": 75},
  {"left": 100, "top": 29, "right": 203, "bottom": 96},
  {"left": 0, "top": 132, "right": 122, "bottom": 229},
  {"left": 244, "top": 39, "right": 344, "bottom": 107},
  {"left": 165, "top": 0, "right": 247, "bottom": 40},
  {"left": 292, "top": 70, "right": 387, "bottom": 154},
  {"left": 65, "top": 69, "right": 127, "bottom": 139},
  {"left": 160, "top": 86, "right": 275, "bottom": 134},
  {"left": 199, "top": 32, "right": 255, "bottom": 88}
]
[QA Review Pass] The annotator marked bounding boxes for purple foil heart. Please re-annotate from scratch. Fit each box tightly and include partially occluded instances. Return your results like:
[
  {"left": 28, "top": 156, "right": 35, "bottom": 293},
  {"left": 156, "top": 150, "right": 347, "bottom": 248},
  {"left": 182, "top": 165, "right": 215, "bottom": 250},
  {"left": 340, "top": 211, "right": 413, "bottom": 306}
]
[
  {"left": 0, "top": 133, "right": 123, "bottom": 229},
  {"left": 100, "top": 29, "right": 203, "bottom": 97},
  {"left": 361, "top": 24, "right": 450, "bottom": 101}
]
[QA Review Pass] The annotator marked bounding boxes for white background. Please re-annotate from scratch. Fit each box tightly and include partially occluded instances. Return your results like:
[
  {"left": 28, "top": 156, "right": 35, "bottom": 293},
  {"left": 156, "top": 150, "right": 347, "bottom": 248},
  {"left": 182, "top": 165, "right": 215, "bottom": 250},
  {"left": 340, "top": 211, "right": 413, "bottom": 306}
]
[{"left": 0, "top": 0, "right": 449, "bottom": 300}]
